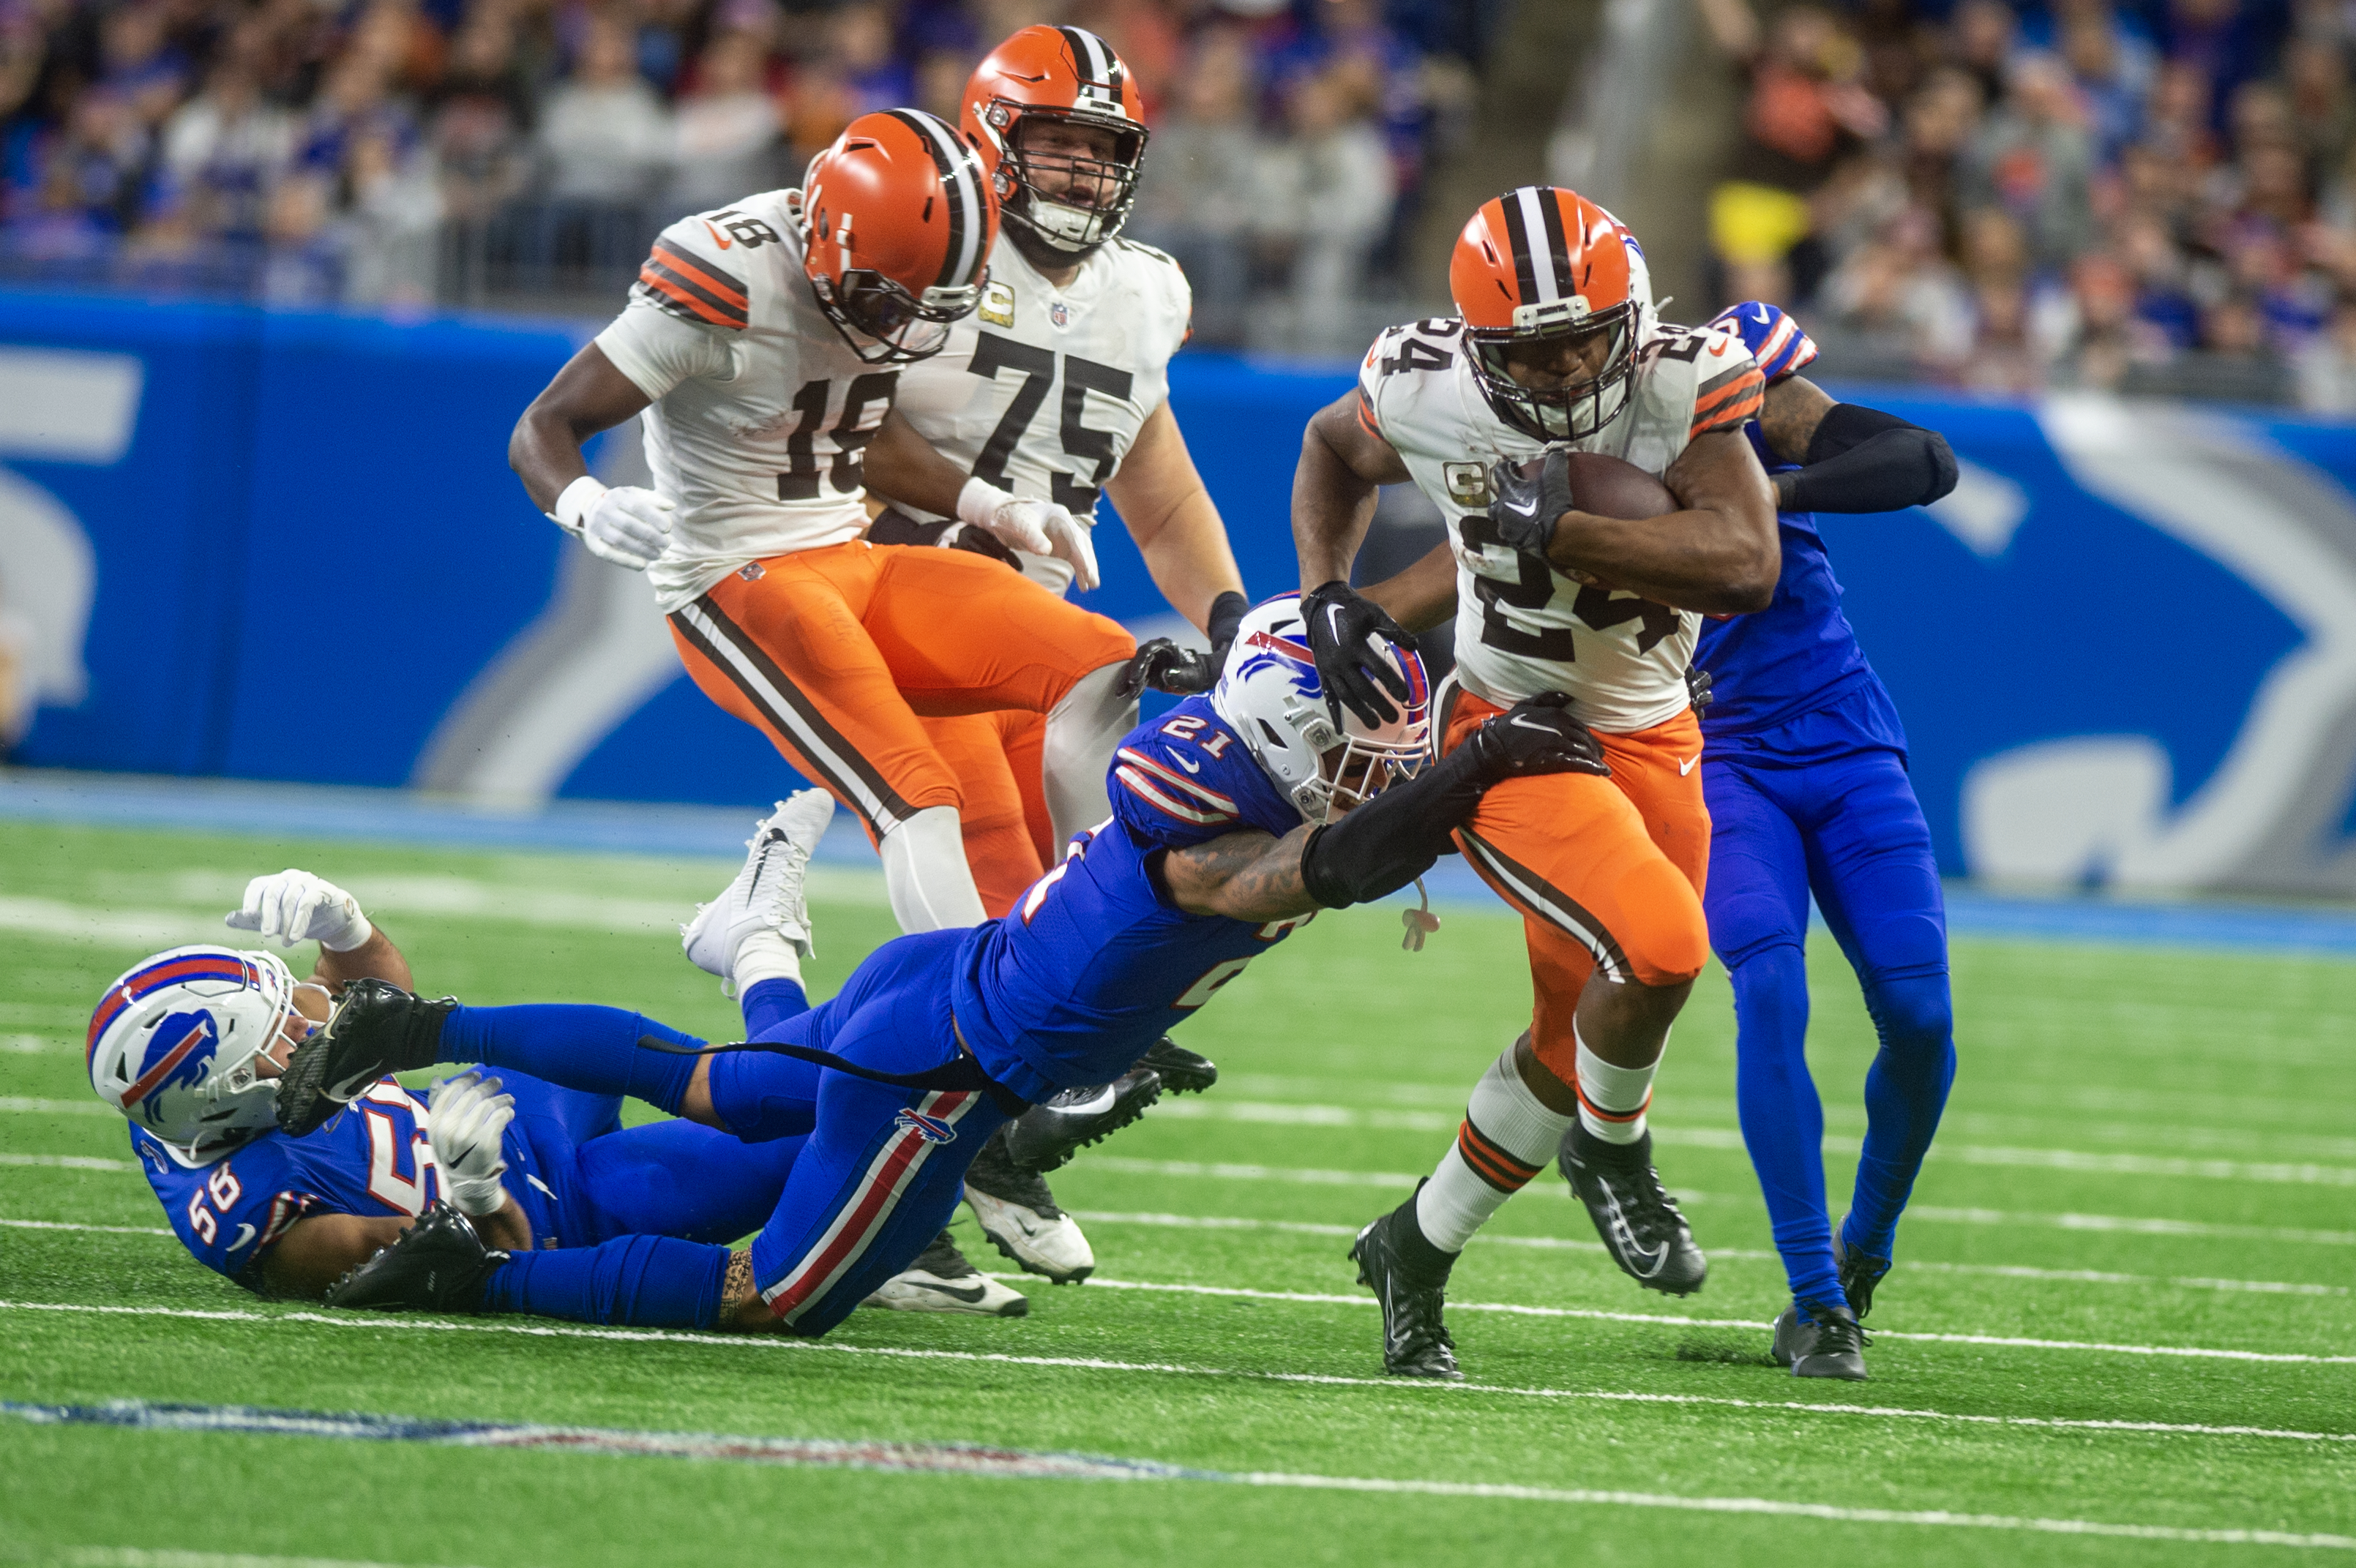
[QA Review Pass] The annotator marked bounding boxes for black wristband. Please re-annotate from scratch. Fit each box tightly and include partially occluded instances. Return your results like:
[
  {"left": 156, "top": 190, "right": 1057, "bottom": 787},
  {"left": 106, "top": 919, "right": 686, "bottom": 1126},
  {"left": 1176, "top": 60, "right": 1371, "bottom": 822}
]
[
  {"left": 1207, "top": 590, "right": 1249, "bottom": 655},
  {"left": 1296, "top": 747, "right": 1488, "bottom": 908},
  {"left": 1785, "top": 406, "right": 1958, "bottom": 514}
]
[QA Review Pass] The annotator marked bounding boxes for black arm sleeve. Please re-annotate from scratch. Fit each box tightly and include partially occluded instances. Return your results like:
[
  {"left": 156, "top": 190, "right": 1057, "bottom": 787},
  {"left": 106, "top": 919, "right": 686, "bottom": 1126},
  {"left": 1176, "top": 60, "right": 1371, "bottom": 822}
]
[
  {"left": 1781, "top": 402, "right": 1959, "bottom": 514},
  {"left": 1298, "top": 747, "right": 1488, "bottom": 909}
]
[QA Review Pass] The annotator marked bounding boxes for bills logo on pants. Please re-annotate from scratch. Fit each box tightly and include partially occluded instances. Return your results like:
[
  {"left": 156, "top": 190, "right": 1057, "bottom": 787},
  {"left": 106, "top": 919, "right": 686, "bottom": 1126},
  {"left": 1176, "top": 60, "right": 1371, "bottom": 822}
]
[{"left": 894, "top": 1108, "right": 957, "bottom": 1144}]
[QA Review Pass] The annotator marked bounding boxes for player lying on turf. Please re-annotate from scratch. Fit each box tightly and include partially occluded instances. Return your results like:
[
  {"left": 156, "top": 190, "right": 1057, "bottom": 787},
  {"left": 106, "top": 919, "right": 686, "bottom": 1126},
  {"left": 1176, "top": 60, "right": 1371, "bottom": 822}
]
[
  {"left": 277, "top": 597, "right": 1610, "bottom": 1335},
  {"left": 86, "top": 871, "right": 807, "bottom": 1312},
  {"left": 1691, "top": 300, "right": 1960, "bottom": 1380},
  {"left": 1293, "top": 188, "right": 1778, "bottom": 1378}
]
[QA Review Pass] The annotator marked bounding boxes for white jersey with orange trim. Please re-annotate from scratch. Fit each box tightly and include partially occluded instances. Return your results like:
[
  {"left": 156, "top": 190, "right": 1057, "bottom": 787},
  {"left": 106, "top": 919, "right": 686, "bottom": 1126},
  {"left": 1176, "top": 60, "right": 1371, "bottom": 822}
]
[
  {"left": 888, "top": 235, "right": 1192, "bottom": 596},
  {"left": 594, "top": 190, "right": 903, "bottom": 615},
  {"left": 1355, "top": 317, "right": 1764, "bottom": 732}
]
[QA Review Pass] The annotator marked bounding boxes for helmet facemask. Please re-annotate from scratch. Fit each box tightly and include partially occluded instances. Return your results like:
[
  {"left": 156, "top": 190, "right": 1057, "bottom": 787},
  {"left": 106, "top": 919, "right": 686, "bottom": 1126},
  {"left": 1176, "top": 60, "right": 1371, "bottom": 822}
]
[
  {"left": 1212, "top": 603, "right": 1432, "bottom": 826},
  {"left": 89, "top": 948, "right": 326, "bottom": 1160},
  {"left": 987, "top": 103, "right": 1147, "bottom": 260},
  {"left": 1465, "top": 298, "right": 1639, "bottom": 443},
  {"left": 812, "top": 266, "right": 984, "bottom": 364}
]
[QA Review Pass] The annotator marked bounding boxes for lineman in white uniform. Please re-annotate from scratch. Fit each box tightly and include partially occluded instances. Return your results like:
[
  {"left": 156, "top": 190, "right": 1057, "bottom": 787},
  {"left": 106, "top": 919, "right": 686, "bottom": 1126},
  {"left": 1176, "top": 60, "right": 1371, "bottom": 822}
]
[
  {"left": 865, "top": 26, "right": 1253, "bottom": 1292},
  {"left": 1290, "top": 187, "right": 1781, "bottom": 1377}
]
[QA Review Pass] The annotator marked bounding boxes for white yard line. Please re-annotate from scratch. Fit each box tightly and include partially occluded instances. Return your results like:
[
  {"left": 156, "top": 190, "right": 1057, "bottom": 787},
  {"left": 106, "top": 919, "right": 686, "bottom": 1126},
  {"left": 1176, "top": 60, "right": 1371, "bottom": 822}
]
[
  {"left": 0, "top": 1398, "right": 2344, "bottom": 1551},
  {"left": 1, "top": 1217, "right": 171, "bottom": 1237},
  {"left": 1067, "top": 1211, "right": 2352, "bottom": 1295},
  {"left": 2, "top": 1300, "right": 2350, "bottom": 1454},
  {"left": 0, "top": 1097, "right": 115, "bottom": 1117},
  {"left": 0, "top": 1152, "right": 138, "bottom": 1172},
  {"left": 1145, "top": 1099, "right": 2356, "bottom": 1187}
]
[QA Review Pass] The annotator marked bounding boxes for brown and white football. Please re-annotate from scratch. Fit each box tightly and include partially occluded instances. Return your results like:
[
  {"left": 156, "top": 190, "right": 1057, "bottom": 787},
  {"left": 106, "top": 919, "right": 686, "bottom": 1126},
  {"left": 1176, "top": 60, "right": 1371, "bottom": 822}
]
[{"left": 1514, "top": 449, "right": 1677, "bottom": 521}]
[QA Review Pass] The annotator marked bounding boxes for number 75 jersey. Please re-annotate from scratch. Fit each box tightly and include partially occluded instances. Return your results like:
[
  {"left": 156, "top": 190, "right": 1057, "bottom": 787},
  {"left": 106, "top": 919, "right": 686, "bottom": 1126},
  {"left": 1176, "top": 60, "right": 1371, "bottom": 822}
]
[{"left": 1355, "top": 317, "right": 1762, "bottom": 733}]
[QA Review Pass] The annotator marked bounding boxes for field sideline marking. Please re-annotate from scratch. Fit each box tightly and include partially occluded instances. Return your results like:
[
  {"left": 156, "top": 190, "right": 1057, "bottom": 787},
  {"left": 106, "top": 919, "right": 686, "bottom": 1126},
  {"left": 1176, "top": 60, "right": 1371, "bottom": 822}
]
[
  {"left": 1145, "top": 1100, "right": 2356, "bottom": 1187},
  {"left": 0, "top": 1398, "right": 2346, "bottom": 1550},
  {"left": 3, "top": 1300, "right": 2351, "bottom": 1444},
  {"left": 1068, "top": 1212, "right": 2355, "bottom": 1297},
  {"left": 1022, "top": 1274, "right": 2356, "bottom": 1364},
  {"left": 1081, "top": 1156, "right": 2356, "bottom": 1246}
]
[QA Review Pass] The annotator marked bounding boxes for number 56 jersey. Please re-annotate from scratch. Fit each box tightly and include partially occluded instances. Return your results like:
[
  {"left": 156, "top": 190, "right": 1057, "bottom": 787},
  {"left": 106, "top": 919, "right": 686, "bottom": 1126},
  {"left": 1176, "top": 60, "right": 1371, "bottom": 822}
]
[
  {"left": 1356, "top": 318, "right": 1762, "bottom": 732},
  {"left": 595, "top": 190, "right": 902, "bottom": 615}
]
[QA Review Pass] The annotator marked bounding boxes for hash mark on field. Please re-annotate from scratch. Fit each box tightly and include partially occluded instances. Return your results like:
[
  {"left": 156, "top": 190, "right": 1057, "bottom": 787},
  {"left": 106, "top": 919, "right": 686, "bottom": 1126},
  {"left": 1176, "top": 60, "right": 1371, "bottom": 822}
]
[
  {"left": 5, "top": 1302, "right": 2352, "bottom": 1439},
  {"left": 18, "top": 1548, "right": 478, "bottom": 1568},
  {"left": 1, "top": 1398, "right": 2346, "bottom": 1549},
  {"left": 0, "top": 1096, "right": 116, "bottom": 1117},
  {"left": 1016, "top": 1275, "right": 2356, "bottom": 1364},
  {"left": 0, "top": 1217, "right": 171, "bottom": 1237},
  {"left": 0, "top": 1152, "right": 138, "bottom": 1173},
  {"left": 1069, "top": 1212, "right": 2353, "bottom": 1296}
]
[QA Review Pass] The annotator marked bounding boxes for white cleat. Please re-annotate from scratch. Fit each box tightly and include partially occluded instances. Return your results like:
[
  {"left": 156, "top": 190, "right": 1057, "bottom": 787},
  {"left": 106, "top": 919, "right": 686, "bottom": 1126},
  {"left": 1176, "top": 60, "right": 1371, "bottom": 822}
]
[
  {"left": 681, "top": 790, "right": 834, "bottom": 986},
  {"left": 962, "top": 1126, "right": 1096, "bottom": 1283},
  {"left": 862, "top": 1231, "right": 1029, "bottom": 1318}
]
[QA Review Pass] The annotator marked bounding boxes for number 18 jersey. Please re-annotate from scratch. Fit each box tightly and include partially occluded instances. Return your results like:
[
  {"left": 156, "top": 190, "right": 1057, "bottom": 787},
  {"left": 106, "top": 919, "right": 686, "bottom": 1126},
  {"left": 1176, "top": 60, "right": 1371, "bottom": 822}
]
[
  {"left": 1355, "top": 318, "right": 1762, "bottom": 732},
  {"left": 595, "top": 190, "right": 902, "bottom": 615}
]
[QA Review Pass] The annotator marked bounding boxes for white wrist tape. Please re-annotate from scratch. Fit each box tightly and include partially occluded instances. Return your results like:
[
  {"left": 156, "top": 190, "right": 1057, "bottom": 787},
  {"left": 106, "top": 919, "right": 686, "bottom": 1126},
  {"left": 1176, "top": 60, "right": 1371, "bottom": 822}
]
[
  {"left": 319, "top": 910, "right": 374, "bottom": 953},
  {"left": 444, "top": 1174, "right": 506, "bottom": 1219},
  {"left": 956, "top": 476, "right": 1014, "bottom": 528},
  {"left": 553, "top": 475, "right": 610, "bottom": 535}
]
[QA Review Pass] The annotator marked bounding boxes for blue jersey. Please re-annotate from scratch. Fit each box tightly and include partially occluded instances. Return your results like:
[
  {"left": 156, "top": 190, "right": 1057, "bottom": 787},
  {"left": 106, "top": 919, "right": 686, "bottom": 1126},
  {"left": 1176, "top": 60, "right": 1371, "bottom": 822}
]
[
  {"left": 133, "top": 1076, "right": 561, "bottom": 1288},
  {"left": 1694, "top": 302, "right": 1904, "bottom": 752},
  {"left": 954, "top": 696, "right": 1312, "bottom": 1093}
]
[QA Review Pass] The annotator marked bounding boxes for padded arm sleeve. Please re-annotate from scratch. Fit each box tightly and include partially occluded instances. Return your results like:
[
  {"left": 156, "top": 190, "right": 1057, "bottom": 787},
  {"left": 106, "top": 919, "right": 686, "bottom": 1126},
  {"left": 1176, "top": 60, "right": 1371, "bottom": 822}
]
[
  {"left": 1298, "top": 746, "right": 1489, "bottom": 909},
  {"left": 1783, "top": 403, "right": 1959, "bottom": 514}
]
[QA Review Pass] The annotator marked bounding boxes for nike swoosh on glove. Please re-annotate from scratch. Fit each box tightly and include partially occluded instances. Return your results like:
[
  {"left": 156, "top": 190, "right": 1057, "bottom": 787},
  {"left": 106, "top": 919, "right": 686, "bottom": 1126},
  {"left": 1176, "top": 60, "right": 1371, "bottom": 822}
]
[
  {"left": 1301, "top": 580, "right": 1415, "bottom": 728},
  {"left": 1459, "top": 691, "right": 1609, "bottom": 781},
  {"left": 1486, "top": 449, "right": 1575, "bottom": 558},
  {"left": 430, "top": 1071, "right": 515, "bottom": 1218}
]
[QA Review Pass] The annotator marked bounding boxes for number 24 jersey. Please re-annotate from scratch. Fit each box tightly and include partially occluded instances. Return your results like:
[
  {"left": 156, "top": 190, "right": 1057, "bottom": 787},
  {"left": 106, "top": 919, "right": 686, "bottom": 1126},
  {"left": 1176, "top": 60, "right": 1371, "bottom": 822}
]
[{"left": 1356, "top": 318, "right": 1762, "bottom": 732}]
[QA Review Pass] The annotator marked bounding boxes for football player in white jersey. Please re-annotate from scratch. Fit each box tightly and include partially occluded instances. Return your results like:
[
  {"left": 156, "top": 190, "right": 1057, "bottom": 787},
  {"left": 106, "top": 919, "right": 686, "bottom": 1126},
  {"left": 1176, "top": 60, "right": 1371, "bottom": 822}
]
[
  {"left": 509, "top": 108, "right": 1141, "bottom": 944},
  {"left": 862, "top": 27, "right": 1254, "bottom": 1292},
  {"left": 1290, "top": 188, "right": 1781, "bottom": 1377}
]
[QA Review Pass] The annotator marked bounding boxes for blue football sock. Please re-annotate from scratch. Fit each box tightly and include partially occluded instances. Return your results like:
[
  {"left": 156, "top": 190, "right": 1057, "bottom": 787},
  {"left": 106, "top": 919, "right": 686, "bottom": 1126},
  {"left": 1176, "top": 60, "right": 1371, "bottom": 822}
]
[
  {"left": 1729, "top": 942, "right": 1845, "bottom": 1310},
  {"left": 741, "top": 978, "right": 809, "bottom": 1041},
  {"left": 1844, "top": 970, "right": 1956, "bottom": 1261},
  {"left": 436, "top": 1005, "right": 703, "bottom": 1117},
  {"left": 485, "top": 1236, "right": 731, "bottom": 1328}
]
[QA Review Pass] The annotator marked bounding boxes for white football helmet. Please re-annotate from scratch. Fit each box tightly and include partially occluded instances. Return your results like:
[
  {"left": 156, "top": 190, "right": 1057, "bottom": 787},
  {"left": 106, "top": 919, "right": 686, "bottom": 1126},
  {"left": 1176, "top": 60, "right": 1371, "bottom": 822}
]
[
  {"left": 1211, "top": 593, "right": 1432, "bottom": 822},
  {"left": 87, "top": 945, "right": 315, "bottom": 1158}
]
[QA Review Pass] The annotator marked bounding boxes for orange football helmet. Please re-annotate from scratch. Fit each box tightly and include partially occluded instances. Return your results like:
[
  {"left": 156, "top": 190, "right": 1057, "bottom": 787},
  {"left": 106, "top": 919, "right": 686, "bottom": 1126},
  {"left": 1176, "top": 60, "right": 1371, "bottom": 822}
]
[
  {"left": 802, "top": 109, "right": 998, "bottom": 364},
  {"left": 962, "top": 25, "right": 1148, "bottom": 260},
  {"left": 1448, "top": 187, "right": 1653, "bottom": 442}
]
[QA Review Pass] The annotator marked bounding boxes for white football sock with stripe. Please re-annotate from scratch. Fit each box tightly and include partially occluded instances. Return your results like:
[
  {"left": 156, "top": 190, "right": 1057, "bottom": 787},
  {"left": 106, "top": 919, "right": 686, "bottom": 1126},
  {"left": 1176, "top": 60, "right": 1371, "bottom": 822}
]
[
  {"left": 1574, "top": 1023, "right": 1658, "bottom": 1144},
  {"left": 1414, "top": 1046, "right": 1576, "bottom": 1253},
  {"left": 880, "top": 806, "right": 988, "bottom": 933},
  {"left": 1044, "top": 661, "right": 1136, "bottom": 847}
]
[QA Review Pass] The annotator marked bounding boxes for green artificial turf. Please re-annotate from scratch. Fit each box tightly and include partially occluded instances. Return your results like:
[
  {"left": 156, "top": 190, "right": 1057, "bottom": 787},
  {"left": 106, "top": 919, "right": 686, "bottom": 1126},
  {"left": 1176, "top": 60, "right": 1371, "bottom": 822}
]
[{"left": 1, "top": 818, "right": 2350, "bottom": 1567}]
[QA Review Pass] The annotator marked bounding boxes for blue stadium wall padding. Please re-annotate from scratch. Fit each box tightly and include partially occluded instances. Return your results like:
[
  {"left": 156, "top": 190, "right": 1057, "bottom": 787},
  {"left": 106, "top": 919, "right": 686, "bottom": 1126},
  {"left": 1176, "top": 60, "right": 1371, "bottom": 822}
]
[{"left": 10, "top": 290, "right": 2356, "bottom": 893}]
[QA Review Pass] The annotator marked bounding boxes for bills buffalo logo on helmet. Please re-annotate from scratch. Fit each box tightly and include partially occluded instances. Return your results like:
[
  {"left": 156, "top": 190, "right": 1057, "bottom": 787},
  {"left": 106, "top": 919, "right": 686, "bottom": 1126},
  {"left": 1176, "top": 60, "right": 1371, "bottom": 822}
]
[
  {"left": 124, "top": 1010, "right": 221, "bottom": 1127},
  {"left": 895, "top": 1108, "right": 957, "bottom": 1144}
]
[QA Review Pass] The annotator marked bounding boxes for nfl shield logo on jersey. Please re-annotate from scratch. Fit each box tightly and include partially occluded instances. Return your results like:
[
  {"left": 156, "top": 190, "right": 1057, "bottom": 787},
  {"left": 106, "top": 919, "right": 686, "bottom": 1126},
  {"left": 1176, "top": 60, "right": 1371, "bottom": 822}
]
[
  {"left": 895, "top": 1108, "right": 957, "bottom": 1144},
  {"left": 1049, "top": 299, "right": 1069, "bottom": 329}
]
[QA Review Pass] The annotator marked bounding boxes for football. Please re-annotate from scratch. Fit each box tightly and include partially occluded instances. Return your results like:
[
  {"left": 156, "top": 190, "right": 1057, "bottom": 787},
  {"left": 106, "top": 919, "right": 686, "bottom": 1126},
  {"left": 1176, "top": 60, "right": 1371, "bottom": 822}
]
[{"left": 1517, "top": 449, "right": 1678, "bottom": 520}]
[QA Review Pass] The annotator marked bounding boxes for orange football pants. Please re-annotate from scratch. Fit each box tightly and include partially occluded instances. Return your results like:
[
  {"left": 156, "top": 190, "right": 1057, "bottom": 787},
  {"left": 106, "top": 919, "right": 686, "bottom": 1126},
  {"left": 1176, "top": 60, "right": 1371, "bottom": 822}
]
[
  {"left": 1443, "top": 689, "right": 1712, "bottom": 1081},
  {"left": 919, "top": 708, "right": 1054, "bottom": 918},
  {"left": 668, "top": 541, "right": 1132, "bottom": 847}
]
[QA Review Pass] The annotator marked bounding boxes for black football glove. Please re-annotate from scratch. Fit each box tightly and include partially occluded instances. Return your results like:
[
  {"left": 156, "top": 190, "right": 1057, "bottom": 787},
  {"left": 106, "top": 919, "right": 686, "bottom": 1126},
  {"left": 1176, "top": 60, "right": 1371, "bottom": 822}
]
[
  {"left": 1486, "top": 449, "right": 1574, "bottom": 558},
  {"left": 1686, "top": 666, "right": 1714, "bottom": 715},
  {"left": 1119, "top": 637, "right": 1217, "bottom": 698},
  {"left": 1459, "top": 691, "right": 1609, "bottom": 783},
  {"left": 1301, "top": 580, "right": 1414, "bottom": 728}
]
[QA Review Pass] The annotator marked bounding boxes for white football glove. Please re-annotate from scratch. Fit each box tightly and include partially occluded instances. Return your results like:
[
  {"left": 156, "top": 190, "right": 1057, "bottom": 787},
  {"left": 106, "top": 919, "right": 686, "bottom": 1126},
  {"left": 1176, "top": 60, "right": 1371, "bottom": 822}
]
[
  {"left": 224, "top": 869, "right": 373, "bottom": 952},
  {"left": 956, "top": 478, "right": 1100, "bottom": 592},
  {"left": 429, "top": 1072, "right": 515, "bottom": 1219},
  {"left": 553, "top": 475, "right": 673, "bottom": 571}
]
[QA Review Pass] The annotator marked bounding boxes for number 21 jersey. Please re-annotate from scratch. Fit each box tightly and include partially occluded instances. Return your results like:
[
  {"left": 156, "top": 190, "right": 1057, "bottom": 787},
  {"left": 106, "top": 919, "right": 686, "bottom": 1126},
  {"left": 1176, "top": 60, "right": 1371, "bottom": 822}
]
[{"left": 1355, "top": 318, "right": 1762, "bottom": 732}]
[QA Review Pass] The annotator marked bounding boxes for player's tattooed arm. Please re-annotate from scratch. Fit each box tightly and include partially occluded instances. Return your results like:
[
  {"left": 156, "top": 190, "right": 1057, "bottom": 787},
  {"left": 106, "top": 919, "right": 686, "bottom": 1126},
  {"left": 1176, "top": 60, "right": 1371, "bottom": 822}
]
[
  {"left": 1547, "top": 431, "right": 1779, "bottom": 614},
  {"left": 509, "top": 345, "right": 656, "bottom": 512},
  {"left": 1757, "top": 373, "right": 1837, "bottom": 470},
  {"left": 1158, "top": 826, "right": 1323, "bottom": 923},
  {"left": 253, "top": 1212, "right": 414, "bottom": 1300}
]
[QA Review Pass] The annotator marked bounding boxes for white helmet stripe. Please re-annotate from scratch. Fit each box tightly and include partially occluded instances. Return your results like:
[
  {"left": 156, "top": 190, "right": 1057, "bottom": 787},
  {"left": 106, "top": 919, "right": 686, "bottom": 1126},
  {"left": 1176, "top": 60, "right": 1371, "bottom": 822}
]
[{"left": 890, "top": 108, "right": 987, "bottom": 290}]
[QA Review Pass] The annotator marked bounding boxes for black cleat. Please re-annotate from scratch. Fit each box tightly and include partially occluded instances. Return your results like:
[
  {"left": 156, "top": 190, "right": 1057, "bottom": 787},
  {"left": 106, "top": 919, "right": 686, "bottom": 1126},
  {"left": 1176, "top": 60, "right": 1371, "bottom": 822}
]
[
  {"left": 1558, "top": 1125, "right": 1708, "bottom": 1297},
  {"left": 1833, "top": 1220, "right": 1893, "bottom": 1321},
  {"left": 325, "top": 1202, "right": 507, "bottom": 1315},
  {"left": 963, "top": 1126, "right": 1095, "bottom": 1283},
  {"left": 1000, "top": 1067, "right": 1162, "bottom": 1174},
  {"left": 1772, "top": 1298, "right": 1871, "bottom": 1380},
  {"left": 1137, "top": 1036, "right": 1217, "bottom": 1095},
  {"left": 274, "top": 979, "right": 457, "bottom": 1136},
  {"left": 1350, "top": 1195, "right": 1462, "bottom": 1379}
]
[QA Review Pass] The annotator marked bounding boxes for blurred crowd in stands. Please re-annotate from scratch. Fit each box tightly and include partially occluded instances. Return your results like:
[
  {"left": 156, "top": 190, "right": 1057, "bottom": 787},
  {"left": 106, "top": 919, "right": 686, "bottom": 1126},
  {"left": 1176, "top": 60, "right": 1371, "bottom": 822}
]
[
  {"left": 0, "top": 0, "right": 1484, "bottom": 348},
  {"left": 1702, "top": 0, "right": 2356, "bottom": 405}
]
